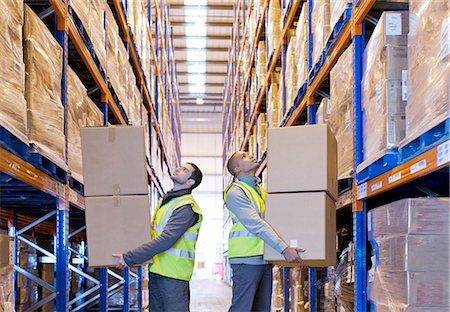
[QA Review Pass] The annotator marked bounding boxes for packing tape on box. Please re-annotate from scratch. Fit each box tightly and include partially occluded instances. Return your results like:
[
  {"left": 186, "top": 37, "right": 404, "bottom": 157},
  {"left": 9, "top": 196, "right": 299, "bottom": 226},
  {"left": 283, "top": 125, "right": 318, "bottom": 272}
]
[{"left": 108, "top": 127, "right": 116, "bottom": 143}]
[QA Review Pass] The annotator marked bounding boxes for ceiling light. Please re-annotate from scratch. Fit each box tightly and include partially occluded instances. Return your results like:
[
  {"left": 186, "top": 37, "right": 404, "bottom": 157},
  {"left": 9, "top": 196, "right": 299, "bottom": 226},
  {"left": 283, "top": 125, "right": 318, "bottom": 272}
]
[{"left": 196, "top": 98, "right": 204, "bottom": 105}]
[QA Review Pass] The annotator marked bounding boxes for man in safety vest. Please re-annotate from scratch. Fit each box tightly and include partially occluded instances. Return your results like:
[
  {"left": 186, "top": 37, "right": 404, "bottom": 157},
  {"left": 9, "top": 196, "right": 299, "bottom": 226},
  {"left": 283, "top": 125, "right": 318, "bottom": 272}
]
[
  {"left": 114, "top": 162, "right": 203, "bottom": 312},
  {"left": 224, "top": 151, "right": 305, "bottom": 312}
]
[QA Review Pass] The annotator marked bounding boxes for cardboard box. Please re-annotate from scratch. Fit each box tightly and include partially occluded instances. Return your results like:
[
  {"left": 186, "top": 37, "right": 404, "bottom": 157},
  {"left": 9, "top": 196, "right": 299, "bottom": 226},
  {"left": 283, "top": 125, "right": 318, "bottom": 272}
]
[
  {"left": 85, "top": 195, "right": 152, "bottom": 267},
  {"left": 267, "top": 125, "right": 338, "bottom": 200},
  {"left": 0, "top": 235, "right": 13, "bottom": 268},
  {"left": 81, "top": 126, "right": 148, "bottom": 197},
  {"left": 263, "top": 192, "right": 336, "bottom": 266}
]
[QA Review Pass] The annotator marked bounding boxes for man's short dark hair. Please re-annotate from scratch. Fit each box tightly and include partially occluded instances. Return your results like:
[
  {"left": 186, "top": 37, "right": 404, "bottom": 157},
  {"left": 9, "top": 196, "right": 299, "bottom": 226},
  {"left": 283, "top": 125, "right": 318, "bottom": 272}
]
[
  {"left": 227, "top": 152, "right": 240, "bottom": 177},
  {"left": 187, "top": 162, "right": 203, "bottom": 190}
]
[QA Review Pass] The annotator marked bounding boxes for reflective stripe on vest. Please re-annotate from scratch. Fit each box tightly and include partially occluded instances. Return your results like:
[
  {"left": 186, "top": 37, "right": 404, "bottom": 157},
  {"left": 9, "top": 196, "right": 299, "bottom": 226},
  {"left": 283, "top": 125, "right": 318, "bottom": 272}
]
[
  {"left": 224, "top": 181, "right": 266, "bottom": 258},
  {"left": 149, "top": 194, "right": 202, "bottom": 281}
]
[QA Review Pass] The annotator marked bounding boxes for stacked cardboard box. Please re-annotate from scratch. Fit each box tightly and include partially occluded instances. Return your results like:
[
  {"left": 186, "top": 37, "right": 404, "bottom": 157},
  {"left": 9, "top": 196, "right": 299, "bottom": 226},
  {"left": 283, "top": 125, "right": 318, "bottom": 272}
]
[
  {"left": 295, "top": 3, "right": 309, "bottom": 90},
  {"left": 267, "top": 82, "right": 281, "bottom": 128},
  {"left": 330, "top": 44, "right": 354, "bottom": 179},
  {"left": 265, "top": 125, "right": 337, "bottom": 266},
  {"left": 81, "top": 126, "right": 152, "bottom": 267},
  {"left": 0, "top": 0, "right": 28, "bottom": 144},
  {"left": 0, "top": 234, "right": 14, "bottom": 311},
  {"left": 285, "top": 34, "right": 298, "bottom": 110},
  {"left": 312, "top": 0, "right": 331, "bottom": 66},
  {"left": 24, "top": 5, "right": 65, "bottom": 169},
  {"left": 256, "top": 41, "right": 267, "bottom": 89},
  {"left": 404, "top": 0, "right": 449, "bottom": 142},
  {"left": 360, "top": 12, "right": 409, "bottom": 171},
  {"left": 106, "top": 6, "right": 120, "bottom": 97},
  {"left": 368, "top": 198, "right": 450, "bottom": 311},
  {"left": 268, "top": 0, "right": 282, "bottom": 54}
]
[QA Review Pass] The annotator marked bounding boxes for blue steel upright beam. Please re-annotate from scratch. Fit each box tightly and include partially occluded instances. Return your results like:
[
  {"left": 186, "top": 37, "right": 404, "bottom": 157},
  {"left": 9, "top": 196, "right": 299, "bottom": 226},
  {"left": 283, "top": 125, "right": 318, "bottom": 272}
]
[
  {"left": 138, "top": 266, "right": 143, "bottom": 311},
  {"left": 353, "top": 22, "right": 367, "bottom": 312},
  {"left": 123, "top": 268, "right": 130, "bottom": 312}
]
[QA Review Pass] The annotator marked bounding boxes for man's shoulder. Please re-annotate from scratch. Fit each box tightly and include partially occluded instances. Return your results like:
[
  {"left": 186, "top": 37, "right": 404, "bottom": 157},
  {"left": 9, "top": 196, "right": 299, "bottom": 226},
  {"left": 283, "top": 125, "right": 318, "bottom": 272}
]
[{"left": 226, "top": 184, "right": 246, "bottom": 197}]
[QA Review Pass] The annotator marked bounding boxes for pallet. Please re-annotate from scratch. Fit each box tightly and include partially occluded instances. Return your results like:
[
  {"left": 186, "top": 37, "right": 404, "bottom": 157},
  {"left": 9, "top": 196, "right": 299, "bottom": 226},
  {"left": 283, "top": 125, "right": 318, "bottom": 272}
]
[
  {"left": 69, "top": 6, "right": 107, "bottom": 80},
  {"left": 0, "top": 126, "right": 29, "bottom": 160},
  {"left": 399, "top": 118, "right": 450, "bottom": 163},
  {"left": 28, "top": 146, "right": 67, "bottom": 184},
  {"left": 325, "top": 4, "right": 352, "bottom": 53},
  {"left": 69, "top": 176, "right": 84, "bottom": 195},
  {"left": 280, "top": 81, "right": 307, "bottom": 126},
  {"left": 356, "top": 148, "right": 399, "bottom": 183}
]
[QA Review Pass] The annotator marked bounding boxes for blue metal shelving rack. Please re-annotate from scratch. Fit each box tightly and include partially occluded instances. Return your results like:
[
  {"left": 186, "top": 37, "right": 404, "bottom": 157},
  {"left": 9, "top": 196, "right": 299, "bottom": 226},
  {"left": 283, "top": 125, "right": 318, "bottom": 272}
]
[
  {"left": 0, "top": 0, "right": 181, "bottom": 310},
  {"left": 222, "top": 0, "right": 449, "bottom": 311}
]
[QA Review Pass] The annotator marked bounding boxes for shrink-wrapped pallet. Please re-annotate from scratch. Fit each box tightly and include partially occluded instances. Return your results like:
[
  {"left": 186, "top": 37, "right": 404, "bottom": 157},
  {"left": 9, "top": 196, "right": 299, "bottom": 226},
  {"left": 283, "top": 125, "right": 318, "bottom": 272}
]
[
  {"left": 329, "top": 0, "right": 349, "bottom": 40},
  {"left": 405, "top": 0, "right": 449, "bottom": 141},
  {"left": 312, "top": 0, "right": 331, "bottom": 66},
  {"left": 86, "top": 96, "right": 104, "bottom": 127},
  {"left": 286, "top": 35, "right": 298, "bottom": 110},
  {"left": 267, "top": 82, "right": 280, "bottom": 128},
  {"left": 250, "top": 69, "right": 258, "bottom": 112},
  {"left": 256, "top": 41, "right": 267, "bottom": 88},
  {"left": 143, "top": 106, "right": 150, "bottom": 159},
  {"left": 0, "top": 265, "right": 14, "bottom": 312},
  {"left": 361, "top": 12, "right": 409, "bottom": 168},
  {"left": 24, "top": 5, "right": 65, "bottom": 168},
  {"left": 70, "top": 0, "right": 107, "bottom": 70},
  {"left": 257, "top": 113, "right": 267, "bottom": 158},
  {"left": 106, "top": 6, "right": 120, "bottom": 95},
  {"left": 117, "top": 41, "right": 130, "bottom": 110},
  {"left": 295, "top": 3, "right": 309, "bottom": 90},
  {"left": 272, "top": 266, "right": 284, "bottom": 311},
  {"left": 316, "top": 98, "right": 331, "bottom": 124},
  {"left": 330, "top": 44, "right": 353, "bottom": 179},
  {"left": 67, "top": 68, "right": 87, "bottom": 182},
  {"left": 128, "top": 85, "right": 142, "bottom": 126},
  {"left": 0, "top": 0, "right": 28, "bottom": 143},
  {"left": 268, "top": 0, "right": 282, "bottom": 54}
]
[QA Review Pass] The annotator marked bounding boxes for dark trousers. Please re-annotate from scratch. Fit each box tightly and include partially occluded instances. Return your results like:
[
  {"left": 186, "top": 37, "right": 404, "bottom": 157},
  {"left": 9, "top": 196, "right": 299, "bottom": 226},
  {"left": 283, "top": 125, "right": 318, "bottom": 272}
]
[
  {"left": 229, "top": 264, "right": 273, "bottom": 312},
  {"left": 149, "top": 272, "right": 190, "bottom": 312}
]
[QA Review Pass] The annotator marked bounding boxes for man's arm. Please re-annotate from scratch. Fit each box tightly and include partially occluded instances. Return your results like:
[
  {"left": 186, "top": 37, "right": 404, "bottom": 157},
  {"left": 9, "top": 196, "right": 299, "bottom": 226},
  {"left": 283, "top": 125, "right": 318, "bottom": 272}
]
[
  {"left": 122, "top": 205, "right": 199, "bottom": 267},
  {"left": 225, "top": 186, "right": 289, "bottom": 253}
]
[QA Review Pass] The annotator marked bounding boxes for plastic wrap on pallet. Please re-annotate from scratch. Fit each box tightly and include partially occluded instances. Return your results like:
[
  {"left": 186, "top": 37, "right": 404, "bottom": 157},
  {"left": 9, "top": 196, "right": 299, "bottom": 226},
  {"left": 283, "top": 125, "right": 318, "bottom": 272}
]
[
  {"left": 0, "top": 265, "right": 14, "bottom": 312},
  {"left": 316, "top": 98, "right": 331, "bottom": 124},
  {"left": 24, "top": 5, "right": 66, "bottom": 169},
  {"left": 289, "top": 267, "right": 307, "bottom": 312},
  {"left": 143, "top": 106, "right": 150, "bottom": 159},
  {"left": 368, "top": 198, "right": 450, "bottom": 237},
  {"left": 330, "top": 44, "right": 354, "bottom": 179},
  {"left": 312, "top": 0, "right": 331, "bottom": 66},
  {"left": 116, "top": 40, "right": 130, "bottom": 110},
  {"left": 257, "top": 113, "right": 267, "bottom": 158},
  {"left": 86, "top": 96, "right": 104, "bottom": 127},
  {"left": 329, "top": 1, "right": 349, "bottom": 40},
  {"left": 268, "top": 0, "right": 282, "bottom": 54},
  {"left": 106, "top": 6, "right": 120, "bottom": 96},
  {"left": 286, "top": 35, "right": 298, "bottom": 110},
  {"left": 0, "top": 0, "right": 28, "bottom": 144},
  {"left": 405, "top": 0, "right": 450, "bottom": 142},
  {"left": 267, "top": 82, "right": 280, "bottom": 128},
  {"left": 335, "top": 243, "right": 354, "bottom": 311},
  {"left": 272, "top": 265, "right": 284, "bottom": 311},
  {"left": 128, "top": 85, "right": 142, "bottom": 126},
  {"left": 295, "top": 3, "right": 309, "bottom": 90},
  {"left": 369, "top": 271, "right": 450, "bottom": 310},
  {"left": 256, "top": 41, "right": 267, "bottom": 88},
  {"left": 250, "top": 69, "right": 257, "bottom": 112},
  {"left": 67, "top": 68, "right": 88, "bottom": 183}
]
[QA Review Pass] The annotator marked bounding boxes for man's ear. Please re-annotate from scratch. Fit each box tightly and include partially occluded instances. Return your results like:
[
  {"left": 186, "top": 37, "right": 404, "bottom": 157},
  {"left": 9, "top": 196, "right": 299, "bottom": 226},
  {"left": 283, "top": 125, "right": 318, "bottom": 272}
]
[
  {"left": 233, "top": 166, "right": 240, "bottom": 175},
  {"left": 187, "top": 178, "right": 195, "bottom": 187}
]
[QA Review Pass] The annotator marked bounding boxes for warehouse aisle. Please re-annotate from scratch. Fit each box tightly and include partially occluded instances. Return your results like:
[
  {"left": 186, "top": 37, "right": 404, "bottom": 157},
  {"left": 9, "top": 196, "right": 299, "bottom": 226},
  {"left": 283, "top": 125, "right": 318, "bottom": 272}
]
[{"left": 190, "top": 279, "right": 232, "bottom": 312}]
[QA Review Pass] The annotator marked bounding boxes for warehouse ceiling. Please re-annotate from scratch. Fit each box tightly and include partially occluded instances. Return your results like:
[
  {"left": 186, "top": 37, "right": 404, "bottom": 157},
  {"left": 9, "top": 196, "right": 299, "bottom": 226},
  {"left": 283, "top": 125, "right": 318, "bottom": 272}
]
[{"left": 168, "top": 0, "right": 233, "bottom": 132}]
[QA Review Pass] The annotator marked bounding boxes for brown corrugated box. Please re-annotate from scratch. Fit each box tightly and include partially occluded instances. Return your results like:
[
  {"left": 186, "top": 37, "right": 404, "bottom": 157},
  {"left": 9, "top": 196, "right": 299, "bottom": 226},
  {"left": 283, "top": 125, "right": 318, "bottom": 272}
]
[
  {"left": 263, "top": 192, "right": 336, "bottom": 267},
  {"left": 267, "top": 125, "right": 338, "bottom": 200},
  {"left": 81, "top": 126, "right": 148, "bottom": 197},
  {"left": 0, "top": 234, "right": 13, "bottom": 268},
  {"left": 85, "top": 195, "right": 152, "bottom": 267}
]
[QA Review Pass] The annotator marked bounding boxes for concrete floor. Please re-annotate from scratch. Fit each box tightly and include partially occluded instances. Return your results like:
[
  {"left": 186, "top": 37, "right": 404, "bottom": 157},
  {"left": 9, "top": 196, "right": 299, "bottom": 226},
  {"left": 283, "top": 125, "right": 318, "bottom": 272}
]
[{"left": 190, "top": 279, "right": 232, "bottom": 312}]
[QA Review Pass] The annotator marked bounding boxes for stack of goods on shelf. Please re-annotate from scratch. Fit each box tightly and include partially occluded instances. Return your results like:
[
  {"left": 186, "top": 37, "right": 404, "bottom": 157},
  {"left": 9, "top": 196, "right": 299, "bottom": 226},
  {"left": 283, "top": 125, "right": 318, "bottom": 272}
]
[
  {"left": 106, "top": 6, "right": 120, "bottom": 94},
  {"left": 289, "top": 267, "right": 308, "bottom": 312},
  {"left": 250, "top": 69, "right": 257, "bottom": 112},
  {"left": 285, "top": 32, "right": 298, "bottom": 111},
  {"left": 24, "top": 5, "right": 66, "bottom": 169},
  {"left": 143, "top": 106, "right": 150, "bottom": 159},
  {"left": 316, "top": 98, "right": 331, "bottom": 125},
  {"left": 329, "top": 44, "right": 354, "bottom": 179},
  {"left": 256, "top": 41, "right": 267, "bottom": 89},
  {"left": 295, "top": 3, "right": 309, "bottom": 91},
  {"left": 128, "top": 85, "right": 142, "bottom": 126},
  {"left": 368, "top": 198, "right": 450, "bottom": 311},
  {"left": 267, "top": 73, "right": 281, "bottom": 128},
  {"left": 272, "top": 266, "right": 284, "bottom": 311},
  {"left": 312, "top": 0, "right": 331, "bottom": 67},
  {"left": 249, "top": 125, "right": 257, "bottom": 158},
  {"left": 81, "top": 126, "right": 152, "bottom": 267},
  {"left": 256, "top": 113, "right": 267, "bottom": 159},
  {"left": 265, "top": 125, "right": 337, "bottom": 266},
  {"left": 68, "top": 67, "right": 104, "bottom": 183},
  {"left": 328, "top": 0, "right": 350, "bottom": 40},
  {"left": 404, "top": 0, "right": 449, "bottom": 143},
  {"left": 267, "top": 0, "right": 282, "bottom": 55},
  {"left": 0, "top": 0, "right": 28, "bottom": 144},
  {"left": 335, "top": 242, "right": 354, "bottom": 311},
  {"left": 0, "top": 234, "right": 13, "bottom": 312},
  {"left": 70, "top": 0, "right": 107, "bottom": 71},
  {"left": 360, "top": 12, "right": 409, "bottom": 170}
]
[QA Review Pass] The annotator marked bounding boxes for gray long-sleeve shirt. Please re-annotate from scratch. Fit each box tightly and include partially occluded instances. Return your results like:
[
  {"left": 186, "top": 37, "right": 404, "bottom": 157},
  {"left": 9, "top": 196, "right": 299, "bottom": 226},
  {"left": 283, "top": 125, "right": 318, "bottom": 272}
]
[
  {"left": 123, "top": 189, "right": 199, "bottom": 267},
  {"left": 225, "top": 175, "right": 289, "bottom": 265}
]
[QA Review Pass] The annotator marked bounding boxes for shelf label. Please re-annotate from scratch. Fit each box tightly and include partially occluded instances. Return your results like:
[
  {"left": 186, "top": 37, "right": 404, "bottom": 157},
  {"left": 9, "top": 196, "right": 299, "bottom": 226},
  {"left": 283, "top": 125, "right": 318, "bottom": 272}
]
[
  {"left": 371, "top": 181, "right": 383, "bottom": 192},
  {"left": 437, "top": 140, "right": 450, "bottom": 166},
  {"left": 386, "top": 13, "right": 402, "bottom": 36},
  {"left": 388, "top": 172, "right": 402, "bottom": 184},
  {"left": 410, "top": 159, "right": 427, "bottom": 174},
  {"left": 357, "top": 183, "right": 367, "bottom": 199}
]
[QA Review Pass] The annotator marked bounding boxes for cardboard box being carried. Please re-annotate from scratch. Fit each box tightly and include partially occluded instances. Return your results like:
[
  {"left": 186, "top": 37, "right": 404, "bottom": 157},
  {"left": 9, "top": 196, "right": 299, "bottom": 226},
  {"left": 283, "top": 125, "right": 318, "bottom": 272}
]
[
  {"left": 267, "top": 124, "right": 338, "bottom": 200},
  {"left": 85, "top": 195, "right": 152, "bottom": 267},
  {"left": 263, "top": 192, "right": 336, "bottom": 267},
  {"left": 81, "top": 126, "right": 148, "bottom": 197}
]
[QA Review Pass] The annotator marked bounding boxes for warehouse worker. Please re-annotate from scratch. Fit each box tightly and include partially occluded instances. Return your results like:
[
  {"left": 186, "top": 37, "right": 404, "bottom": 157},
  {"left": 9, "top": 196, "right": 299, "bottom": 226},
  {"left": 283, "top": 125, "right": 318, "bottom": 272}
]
[
  {"left": 113, "top": 162, "right": 203, "bottom": 312},
  {"left": 224, "top": 151, "right": 305, "bottom": 312}
]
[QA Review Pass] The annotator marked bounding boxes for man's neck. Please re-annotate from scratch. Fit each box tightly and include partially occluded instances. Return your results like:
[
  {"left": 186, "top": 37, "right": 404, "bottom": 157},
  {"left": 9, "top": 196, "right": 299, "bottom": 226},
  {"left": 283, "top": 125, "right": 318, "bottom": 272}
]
[{"left": 172, "top": 184, "right": 189, "bottom": 192}]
